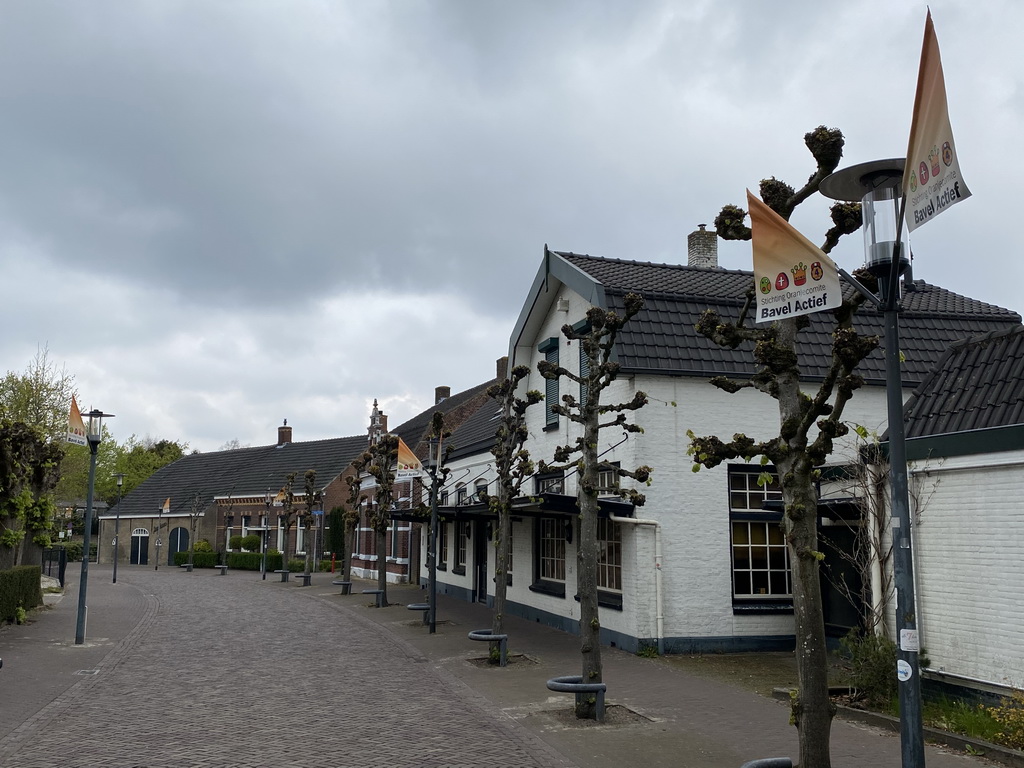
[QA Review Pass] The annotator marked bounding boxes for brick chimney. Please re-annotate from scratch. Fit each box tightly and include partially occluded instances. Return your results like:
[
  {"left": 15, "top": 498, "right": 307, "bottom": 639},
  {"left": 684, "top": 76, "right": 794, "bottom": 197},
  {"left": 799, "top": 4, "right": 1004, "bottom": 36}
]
[
  {"left": 496, "top": 356, "right": 508, "bottom": 381},
  {"left": 277, "top": 419, "right": 292, "bottom": 446},
  {"left": 687, "top": 223, "right": 718, "bottom": 269},
  {"left": 434, "top": 386, "right": 450, "bottom": 404}
]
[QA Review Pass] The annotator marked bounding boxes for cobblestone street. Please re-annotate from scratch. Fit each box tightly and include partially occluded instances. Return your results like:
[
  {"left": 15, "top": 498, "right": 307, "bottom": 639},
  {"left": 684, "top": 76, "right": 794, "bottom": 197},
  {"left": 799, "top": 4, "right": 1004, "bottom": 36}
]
[{"left": 0, "top": 568, "right": 572, "bottom": 768}]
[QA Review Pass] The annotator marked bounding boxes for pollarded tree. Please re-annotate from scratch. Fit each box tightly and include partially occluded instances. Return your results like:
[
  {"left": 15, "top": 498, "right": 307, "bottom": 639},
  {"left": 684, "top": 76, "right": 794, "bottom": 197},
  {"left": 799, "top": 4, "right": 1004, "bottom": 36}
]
[
  {"left": 537, "top": 293, "right": 652, "bottom": 719},
  {"left": 483, "top": 366, "right": 542, "bottom": 662},
  {"left": 301, "top": 469, "right": 323, "bottom": 580},
  {"left": 342, "top": 473, "right": 363, "bottom": 583},
  {"left": 277, "top": 473, "right": 298, "bottom": 568},
  {"left": 688, "top": 126, "right": 876, "bottom": 768},
  {"left": 351, "top": 433, "right": 399, "bottom": 606}
]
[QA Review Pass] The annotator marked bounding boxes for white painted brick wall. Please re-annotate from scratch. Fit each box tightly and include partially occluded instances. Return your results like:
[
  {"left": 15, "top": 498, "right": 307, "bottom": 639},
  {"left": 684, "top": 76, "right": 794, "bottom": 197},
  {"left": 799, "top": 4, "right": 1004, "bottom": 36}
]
[{"left": 910, "top": 449, "right": 1024, "bottom": 689}]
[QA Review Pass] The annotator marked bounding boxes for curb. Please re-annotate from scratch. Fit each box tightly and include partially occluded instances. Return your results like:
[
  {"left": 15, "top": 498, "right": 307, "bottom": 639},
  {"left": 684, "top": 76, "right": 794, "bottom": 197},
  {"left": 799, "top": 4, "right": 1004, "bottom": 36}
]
[{"left": 772, "top": 688, "right": 1024, "bottom": 767}]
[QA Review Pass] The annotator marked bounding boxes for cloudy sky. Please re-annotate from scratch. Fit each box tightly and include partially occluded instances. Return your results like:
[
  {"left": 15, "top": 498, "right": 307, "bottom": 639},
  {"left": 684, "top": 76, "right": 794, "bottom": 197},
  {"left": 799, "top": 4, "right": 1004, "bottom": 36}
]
[{"left": 3, "top": 1, "right": 1020, "bottom": 452}]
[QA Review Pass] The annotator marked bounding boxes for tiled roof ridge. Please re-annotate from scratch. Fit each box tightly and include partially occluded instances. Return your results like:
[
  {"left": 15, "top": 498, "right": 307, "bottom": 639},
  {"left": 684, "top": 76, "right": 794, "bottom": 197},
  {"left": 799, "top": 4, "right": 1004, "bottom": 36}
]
[{"left": 556, "top": 250, "right": 752, "bottom": 278}]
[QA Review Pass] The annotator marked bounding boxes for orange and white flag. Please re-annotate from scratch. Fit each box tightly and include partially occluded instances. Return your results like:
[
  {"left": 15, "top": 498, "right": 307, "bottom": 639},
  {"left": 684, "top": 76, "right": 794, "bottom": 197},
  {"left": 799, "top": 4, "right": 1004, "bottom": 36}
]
[
  {"left": 904, "top": 10, "right": 971, "bottom": 231},
  {"left": 161, "top": 498, "right": 171, "bottom": 514},
  {"left": 67, "top": 396, "right": 88, "bottom": 446},
  {"left": 748, "top": 190, "right": 842, "bottom": 324},
  {"left": 395, "top": 437, "right": 423, "bottom": 479}
]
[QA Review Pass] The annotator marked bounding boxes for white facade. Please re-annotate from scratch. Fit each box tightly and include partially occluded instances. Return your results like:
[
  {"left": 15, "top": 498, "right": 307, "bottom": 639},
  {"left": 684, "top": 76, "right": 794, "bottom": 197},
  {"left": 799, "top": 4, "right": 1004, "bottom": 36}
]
[
  {"left": 424, "top": 273, "right": 903, "bottom": 653},
  {"left": 909, "top": 448, "right": 1024, "bottom": 692}
]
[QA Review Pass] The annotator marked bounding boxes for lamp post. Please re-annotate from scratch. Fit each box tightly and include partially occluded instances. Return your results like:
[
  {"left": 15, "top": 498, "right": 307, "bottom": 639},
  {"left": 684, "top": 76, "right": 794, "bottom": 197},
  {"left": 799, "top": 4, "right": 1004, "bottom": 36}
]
[
  {"left": 427, "top": 437, "right": 440, "bottom": 634},
  {"left": 111, "top": 473, "right": 124, "bottom": 584},
  {"left": 262, "top": 490, "right": 271, "bottom": 580},
  {"left": 155, "top": 505, "right": 164, "bottom": 571},
  {"left": 75, "top": 409, "right": 114, "bottom": 645},
  {"left": 820, "top": 158, "right": 924, "bottom": 768}
]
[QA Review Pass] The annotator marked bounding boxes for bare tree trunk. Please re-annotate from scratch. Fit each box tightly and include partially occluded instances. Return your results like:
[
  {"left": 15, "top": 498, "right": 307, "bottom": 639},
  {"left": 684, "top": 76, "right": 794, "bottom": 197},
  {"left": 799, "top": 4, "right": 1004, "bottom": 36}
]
[
  {"left": 576, "top": 412, "right": 602, "bottom": 719},
  {"left": 776, "top": 318, "right": 834, "bottom": 768},
  {"left": 343, "top": 518, "right": 357, "bottom": 582},
  {"left": 490, "top": 484, "right": 512, "bottom": 662},
  {"left": 375, "top": 527, "right": 389, "bottom": 605}
]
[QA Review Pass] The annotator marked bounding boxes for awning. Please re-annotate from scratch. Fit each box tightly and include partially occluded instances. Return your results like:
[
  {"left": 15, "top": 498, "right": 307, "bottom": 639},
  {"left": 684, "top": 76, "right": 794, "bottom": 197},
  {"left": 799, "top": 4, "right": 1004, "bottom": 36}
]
[{"left": 390, "top": 492, "right": 635, "bottom": 523}]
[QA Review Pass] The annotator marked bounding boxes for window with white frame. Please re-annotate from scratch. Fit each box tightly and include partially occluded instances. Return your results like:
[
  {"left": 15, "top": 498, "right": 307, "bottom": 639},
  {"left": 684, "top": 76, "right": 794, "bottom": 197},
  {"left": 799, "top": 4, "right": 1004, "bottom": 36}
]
[
  {"left": 296, "top": 521, "right": 306, "bottom": 554},
  {"left": 535, "top": 472, "right": 564, "bottom": 495},
  {"left": 597, "top": 518, "right": 622, "bottom": 592},
  {"left": 456, "top": 483, "right": 468, "bottom": 506},
  {"left": 728, "top": 466, "right": 790, "bottom": 602},
  {"left": 390, "top": 521, "right": 400, "bottom": 558},
  {"left": 596, "top": 462, "right": 620, "bottom": 495},
  {"left": 454, "top": 521, "right": 468, "bottom": 573},
  {"left": 438, "top": 521, "right": 449, "bottom": 570},
  {"left": 538, "top": 518, "right": 566, "bottom": 583}
]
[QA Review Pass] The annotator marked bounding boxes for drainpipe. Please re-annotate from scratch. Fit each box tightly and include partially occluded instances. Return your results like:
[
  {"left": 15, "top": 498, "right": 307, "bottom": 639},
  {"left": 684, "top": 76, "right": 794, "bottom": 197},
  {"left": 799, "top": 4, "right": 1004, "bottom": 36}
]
[{"left": 609, "top": 514, "right": 663, "bottom": 655}]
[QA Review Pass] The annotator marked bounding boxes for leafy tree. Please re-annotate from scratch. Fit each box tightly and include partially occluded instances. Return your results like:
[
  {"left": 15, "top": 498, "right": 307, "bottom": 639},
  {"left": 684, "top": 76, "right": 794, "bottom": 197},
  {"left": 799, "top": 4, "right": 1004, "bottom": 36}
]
[
  {"left": 351, "top": 433, "right": 399, "bottom": 606},
  {"left": 0, "top": 420, "right": 59, "bottom": 569},
  {"left": 688, "top": 126, "right": 876, "bottom": 768},
  {"left": 537, "top": 294, "right": 652, "bottom": 719},
  {"left": 483, "top": 366, "right": 541, "bottom": 662},
  {"left": 0, "top": 346, "right": 77, "bottom": 443}
]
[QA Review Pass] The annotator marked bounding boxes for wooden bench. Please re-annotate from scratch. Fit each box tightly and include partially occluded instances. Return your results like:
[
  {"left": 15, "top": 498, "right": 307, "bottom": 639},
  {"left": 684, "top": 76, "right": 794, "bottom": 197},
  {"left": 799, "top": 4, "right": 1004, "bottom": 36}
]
[
  {"left": 331, "top": 579, "right": 352, "bottom": 595},
  {"left": 361, "top": 588, "right": 385, "bottom": 608}
]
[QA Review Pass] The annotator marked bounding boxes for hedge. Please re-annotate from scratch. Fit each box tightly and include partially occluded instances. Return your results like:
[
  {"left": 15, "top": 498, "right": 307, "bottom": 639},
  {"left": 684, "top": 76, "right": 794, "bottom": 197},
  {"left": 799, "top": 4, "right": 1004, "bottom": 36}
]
[
  {"left": 225, "top": 551, "right": 283, "bottom": 571},
  {"left": 0, "top": 565, "right": 43, "bottom": 623},
  {"left": 172, "top": 551, "right": 220, "bottom": 568}
]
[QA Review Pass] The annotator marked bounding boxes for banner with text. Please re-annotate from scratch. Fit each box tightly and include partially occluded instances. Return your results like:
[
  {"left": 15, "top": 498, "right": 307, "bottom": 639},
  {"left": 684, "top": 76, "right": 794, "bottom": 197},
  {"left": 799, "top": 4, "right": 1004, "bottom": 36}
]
[
  {"left": 395, "top": 437, "right": 424, "bottom": 479},
  {"left": 904, "top": 10, "right": 971, "bottom": 231},
  {"left": 749, "top": 190, "right": 842, "bottom": 324},
  {"left": 67, "top": 396, "right": 87, "bottom": 446}
]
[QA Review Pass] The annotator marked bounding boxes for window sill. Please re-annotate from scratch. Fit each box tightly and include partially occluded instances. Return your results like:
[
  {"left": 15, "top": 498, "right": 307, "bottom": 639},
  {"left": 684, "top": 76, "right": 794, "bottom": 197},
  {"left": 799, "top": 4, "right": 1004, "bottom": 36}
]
[
  {"left": 452, "top": 566, "right": 466, "bottom": 576},
  {"left": 543, "top": 422, "right": 559, "bottom": 432},
  {"left": 529, "top": 580, "right": 566, "bottom": 598},
  {"left": 732, "top": 600, "right": 793, "bottom": 615},
  {"left": 574, "top": 591, "right": 623, "bottom": 611},
  {"left": 437, "top": 564, "right": 447, "bottom": 572}
]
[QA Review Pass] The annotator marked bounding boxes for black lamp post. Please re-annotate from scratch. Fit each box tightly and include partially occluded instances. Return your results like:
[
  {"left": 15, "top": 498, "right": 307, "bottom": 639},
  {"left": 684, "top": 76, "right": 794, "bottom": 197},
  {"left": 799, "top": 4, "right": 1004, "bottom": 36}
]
[
  {"left": 111, "top": 473, "right": 124, "bottom": 584},
  {"left": 262, "top": 490, "right": 271, "bottom": 580},
  {"left": 820, "top": 158, "right": 924, "bottom": 768},
  {"left": 427, "top": 437, "right": 440, "bottom": 634},
  {"left": 75, "top": 408, "right": 114, "bottom": 645}
]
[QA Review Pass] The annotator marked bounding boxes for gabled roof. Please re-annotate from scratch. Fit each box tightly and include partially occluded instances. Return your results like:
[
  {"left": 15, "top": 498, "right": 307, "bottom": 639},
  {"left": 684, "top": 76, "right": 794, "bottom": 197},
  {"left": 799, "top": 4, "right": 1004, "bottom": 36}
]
[
  {"left": 445, "top": 396, "right": 502, "bottom": 462},
  {"left": 112, "top": 435, "right": 368, "bottom": 518},
  {"left": 903, "top": 324, "right": 1024, "bottom": 439},
  {"left": 392, "top": 379, "right": 496, "bottom": 458},
  {"left": 514, "top": 251, "right": 1021, "bottom": 388}
]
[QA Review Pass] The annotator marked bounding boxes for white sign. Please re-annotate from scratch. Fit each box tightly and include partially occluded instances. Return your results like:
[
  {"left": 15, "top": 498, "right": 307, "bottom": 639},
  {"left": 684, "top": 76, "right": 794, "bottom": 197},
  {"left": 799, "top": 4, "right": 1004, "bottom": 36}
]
[
  {"left": 897, "top": 660, "right": 913, "bottom": 682},
  {"left": 900, "top": 628, "right": 920, "bottom": 652}
]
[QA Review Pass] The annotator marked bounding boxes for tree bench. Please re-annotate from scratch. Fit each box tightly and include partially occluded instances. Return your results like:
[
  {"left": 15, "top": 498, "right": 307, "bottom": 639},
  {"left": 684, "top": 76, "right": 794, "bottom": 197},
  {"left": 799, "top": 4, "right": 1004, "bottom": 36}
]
[
  {"left": 739, "top": 760, "right": 792, "bottom": 768},
  {"left": 274, "top": 569, "right": 290, "bottom": 583},
  {"left": 468, "top": 629, "right": 508, "bottom": 667},
  {"left": 213, "top": 565, "right": 228, "bottom": 575},
  {"left": 407, "top": 603, "right": 430, "bottom": 625},
  {"left": 295, "top": 572, "right": 311, "bottom": 587},
  {"left": 546, "top": 675, "right": 607, "bottom": 721},
  {"left": 331, "top": 579, "right": 352, "bottom": 595},
  {"left": 361, "top": 588, "right": 385, "bottom": 608}
]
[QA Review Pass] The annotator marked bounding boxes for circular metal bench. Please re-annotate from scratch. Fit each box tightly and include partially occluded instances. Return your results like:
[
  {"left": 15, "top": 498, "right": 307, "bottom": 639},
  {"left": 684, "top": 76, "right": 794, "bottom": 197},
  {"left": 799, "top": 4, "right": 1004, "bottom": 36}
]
[
  {"left": 331, "top": 579, "right": 352, "bottom": 595},
  {"left": 213, "top": 565, "right": 228, "bottom": 575},
  {"left": 407, "top": 603, "right": 430, "bottom": 625},
  {"left": 468, "top": 629, "right": 508, "bottom": 667},
  {"left": 361, "top": 588, "right": 385, "bottom": 608},
  {"left": 739, "top": 760, "right": 792, "bottom": 768},
  {"left": 546, "top": 675, "right": 607, "bottom": 721},
  {"left": 274, "top": 569, "right": 290, "bottom": 583}
]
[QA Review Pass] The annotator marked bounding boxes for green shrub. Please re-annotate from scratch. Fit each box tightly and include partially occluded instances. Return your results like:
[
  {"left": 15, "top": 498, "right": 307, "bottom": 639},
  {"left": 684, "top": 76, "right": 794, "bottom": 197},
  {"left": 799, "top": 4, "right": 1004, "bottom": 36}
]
[
  {"left": 225, "top": 551, "right": 283, "bottom": 571},
  {"left": 172, "top": 551, "right": 219, "bottom": 567},
  {"left": 57, "top": 541, "right": 83, "bottom": 562},
  {"left": 839, "top": 630, "right": 898, "bottom": 710},
  {"left": 194, "top": 539, "right": 213, "bottom": 553},
  {"left": 229, "top": 535, "right": 243, "bottom": 550},
  {"left": 287, "top": 558, "right": 306, "bottom": 572},
  {"left": 986, "top": 691, "right": 1024, "bottom": 750},
  {"left": 241, "top": 534, "right": 261, "bottom": 552},
  {"left": 0, "top": 565, "right": 43, "bottom": 623}
]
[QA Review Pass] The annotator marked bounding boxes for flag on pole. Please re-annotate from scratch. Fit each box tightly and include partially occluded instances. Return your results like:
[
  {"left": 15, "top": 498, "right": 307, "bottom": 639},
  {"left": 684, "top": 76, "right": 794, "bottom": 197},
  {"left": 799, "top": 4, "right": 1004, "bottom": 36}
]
[
  {"left": 395, "top": 437, "right": 423, "bottom": 479},
  {"left": 161, "top": 498, "right": 171, "bottom": 514},
  {"left": 748, "top": 190, "right": 843, "bottom": 324},
  {"left": 904, "top": 10, "right": 971, "bottom": 231},
  {"left": 67, "top": 396, "right": 87, "bottom": 446}
]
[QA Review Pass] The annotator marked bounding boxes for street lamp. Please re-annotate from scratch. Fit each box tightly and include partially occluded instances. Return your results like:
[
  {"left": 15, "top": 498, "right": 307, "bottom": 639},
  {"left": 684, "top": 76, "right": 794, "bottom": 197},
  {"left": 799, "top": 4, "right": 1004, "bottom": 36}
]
[
  {"left": 262, "top": 489, "right": 271, "bottom": 580},
  {"left": 75, "top": 408, "right": 114, "bottom": 645},
  {"left": 820, "top": 158, "right": 924, "bottom": 768},
  {"left": 427, "top": 437, "right": 440, "bottom": 634},
  {"left": 111, "top": 473, "right": 125, "bottom": 584},
  {"left": 155, "top": 504, "right": 164, "bottom": 571}
]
